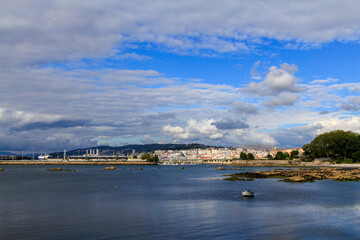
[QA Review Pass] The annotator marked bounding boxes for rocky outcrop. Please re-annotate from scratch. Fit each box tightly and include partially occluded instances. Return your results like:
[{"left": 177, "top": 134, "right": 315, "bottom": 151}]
[
  {"left": 223, "top": 176, "right": 254, "bottom": 181},
  {"left": 224, "top": 167, "right": 360, "bottom": 183},
  {"left": 46, "top": 168, "right": 63, "bottom": 171},
  {"left": 103, "top": 166, "right": 116, "bottom": 170}
]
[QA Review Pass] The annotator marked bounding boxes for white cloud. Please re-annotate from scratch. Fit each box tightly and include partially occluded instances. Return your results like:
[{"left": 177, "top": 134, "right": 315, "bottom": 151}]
[
  {"left": 162, "top": 119, "right": 223, "bottom": 140},
  {"left": 247, "top": 63, "right": 305, "bottom": 96},
  {"left": 114, "top": 53, "right": 152, "bottom": 60},
  {"left": 1, "top": 1, "right": 360, "bottom": 150},
  {"left": 229, "top": 129, "right": 278, "bottom": 145},
  {"left": 319, "top": 116, "right": 360, "bottom": 133},
  {"left": 264, "top": 93, "right": 300, "bottom": 107},
  {"left": 162, "top": 118, "right": 279, "bottom": 145},
  {"left": 250, "top": 60, "right": 262, "bottom": 80},
  {"left": 2, "top": 1, "right": 360, "bottom": 66},
  {"left": 310, "top": 78, "right": 338, "bottom": 84}
]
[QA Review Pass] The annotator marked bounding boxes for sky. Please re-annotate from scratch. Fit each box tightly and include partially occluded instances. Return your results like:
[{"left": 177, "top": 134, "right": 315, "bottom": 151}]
[{"left": 1, "top": 0, "right": 360, "bottom": 151}]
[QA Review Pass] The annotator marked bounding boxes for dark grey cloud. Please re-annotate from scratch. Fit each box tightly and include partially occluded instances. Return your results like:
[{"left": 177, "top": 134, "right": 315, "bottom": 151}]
[
  {"left": 212, "top": 119, "right": 249, "bottom": 130},
  {"left": 263, "top": 93, "right": 299, "bottom": 107},
  {"left": 11, "top": 119, "right": 91, "bottom": 132},
  {"left": 341, "top": 104, "right": 360, "bottom": 111},
  {"left": 232, "top": 102, "right": 259, "bottom": 114},
  {"left": 318, "top": 110, "right": 329, "bottom": 115},
  {"left": 270, "top": 123, "right": 324, "bottom": 148}
]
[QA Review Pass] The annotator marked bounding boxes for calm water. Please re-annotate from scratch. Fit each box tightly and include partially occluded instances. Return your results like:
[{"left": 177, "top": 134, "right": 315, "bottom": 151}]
[{"left": 0, "top": 165, "right": 359, "bottom": 240}]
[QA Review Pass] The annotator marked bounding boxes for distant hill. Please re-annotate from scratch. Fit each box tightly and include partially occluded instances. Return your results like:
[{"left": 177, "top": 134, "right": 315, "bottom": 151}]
[
  {"left": 0, "top": 151, "right": 35, "bottom": 157},
  {"left": 50, "top": 143, "right": 219, "bottom": 157},
  {"left": 235, "top": 144, "right": 286, "bottom": 151},
  {"left": 0, "top": 151, "right": 14, "bottom": 156}
]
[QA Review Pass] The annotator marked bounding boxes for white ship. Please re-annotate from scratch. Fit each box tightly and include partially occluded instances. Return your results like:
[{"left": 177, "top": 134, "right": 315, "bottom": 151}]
[{"left": 38, "top": 154, "right": 50, "bottom": 160}]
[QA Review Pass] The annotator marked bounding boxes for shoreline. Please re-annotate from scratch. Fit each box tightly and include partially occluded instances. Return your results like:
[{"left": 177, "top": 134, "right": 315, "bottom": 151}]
[
  {"left": 0, "top": 160, "right": 359, "bottom": 168},
  {"left": 0, "top": 161, "right": 157, "bottom": 165}
]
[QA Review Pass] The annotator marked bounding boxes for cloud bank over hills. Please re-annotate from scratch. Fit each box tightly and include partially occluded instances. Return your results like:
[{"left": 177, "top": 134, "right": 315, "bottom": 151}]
[{"left": 1, "top": 0, "right": 360, "bottom": 151}]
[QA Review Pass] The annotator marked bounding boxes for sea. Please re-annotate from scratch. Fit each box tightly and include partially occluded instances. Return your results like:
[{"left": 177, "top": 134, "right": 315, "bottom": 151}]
[{"left": 0, "top": 165, "right": 359, "bottom": 240}]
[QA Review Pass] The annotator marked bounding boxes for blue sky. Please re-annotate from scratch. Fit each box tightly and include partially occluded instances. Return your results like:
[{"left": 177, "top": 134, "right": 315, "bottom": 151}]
[{"left": 1, "top": 0, "right": 360, "bottom": 151}]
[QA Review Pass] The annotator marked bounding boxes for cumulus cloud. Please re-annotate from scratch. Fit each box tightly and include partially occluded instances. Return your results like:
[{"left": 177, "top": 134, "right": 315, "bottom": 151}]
[
  {"left": 318, "top": 116, "right": 360, "bottom": 132},
  {"left": 162, "top": 118, "right": 279, "bottom": 146},
  {"left": 162, "top": 119, "right": 223, "bottom": 140},
  {"left": 247, "top": 63, "right": 305, "bottom": 96}
]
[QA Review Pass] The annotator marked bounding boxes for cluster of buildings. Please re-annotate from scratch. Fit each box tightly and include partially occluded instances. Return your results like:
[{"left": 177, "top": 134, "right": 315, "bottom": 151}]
[{"left": 155, "top": 147, "right": 304, "bottom": 161}]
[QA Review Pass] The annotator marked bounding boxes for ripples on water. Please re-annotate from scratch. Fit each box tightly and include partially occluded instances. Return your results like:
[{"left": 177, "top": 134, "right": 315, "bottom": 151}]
[{"left": 0, "top": 165, "right": 359, "bottom": 239}]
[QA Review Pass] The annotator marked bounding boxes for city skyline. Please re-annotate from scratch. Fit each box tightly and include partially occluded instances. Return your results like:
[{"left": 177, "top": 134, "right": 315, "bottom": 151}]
[{"left": 1, "top": 1, "right": 360, "bottom": 151}]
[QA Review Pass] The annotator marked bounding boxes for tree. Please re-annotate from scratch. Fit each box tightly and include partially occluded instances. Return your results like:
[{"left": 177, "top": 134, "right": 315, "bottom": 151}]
[
  {"left": 140, "top": 153, "right": 151, "bottom": 161},
  {"left": 274, "top": 152, "right": 285, "bottom": 160},
  {"left": 140, "top": 153, "right": 159, "bottom": 163},
  {"left": 133, "top": 155, "right": 138, "bottom": 159},
  {"left": 247, "top": 153, "right": 255, "bottom": 160},
  {"left": 267, "top": 154, "right": 273, "bottom": 160},
  {"left": 290, "top": 150, "right": 299, "bottom": 159},
  {"left": 240, "top": 152, "right": 248, "bottom": 160},
  {"left": 303, "top": 130, "right": 360, "bottom": 161},
  {"left": 352, "top": 150, "right": 360, "bottom": 162},
  {"left": 150, "top": 154, "right": 159, "bottom": 163}
]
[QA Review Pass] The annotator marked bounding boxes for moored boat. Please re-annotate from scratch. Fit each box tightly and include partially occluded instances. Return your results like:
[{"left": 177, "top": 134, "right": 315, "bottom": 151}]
[{"left": 242, "top": 190, "right": 254, "bottom": 197}]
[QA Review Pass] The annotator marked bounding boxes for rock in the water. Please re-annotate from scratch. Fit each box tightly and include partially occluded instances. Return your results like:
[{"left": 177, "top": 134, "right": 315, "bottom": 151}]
[
  {"left": 46, "top": 168, "right": 63, "bottom": 171},
  {"left": 282, "top": 176, "right": 309, "bottom": 183},
  {"left": 180, "top": 167, "right": 185, "bottom": 170},
  {"left": 216, "top": 167, "right": 226, "bottom": 170},
  {"left": 0, "top": 168, "right": 3, "bottom": 171},
  {"left": 104, "top": 166, "right": 116, "bottom": 170},
  {"left": 223, "top": 176, "right": 254, "bottom": 181}
]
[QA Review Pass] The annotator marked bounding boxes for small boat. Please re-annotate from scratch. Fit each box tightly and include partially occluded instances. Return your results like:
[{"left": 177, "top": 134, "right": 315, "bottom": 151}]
[{"left": 242, "top": 190, "right": 254, "bottom": 197}]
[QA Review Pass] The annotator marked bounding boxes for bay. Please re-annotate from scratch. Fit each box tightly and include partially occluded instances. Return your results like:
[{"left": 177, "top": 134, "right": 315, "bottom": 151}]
[{"left": 0, "top": 165, "right": 359, "bottom": 239}]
